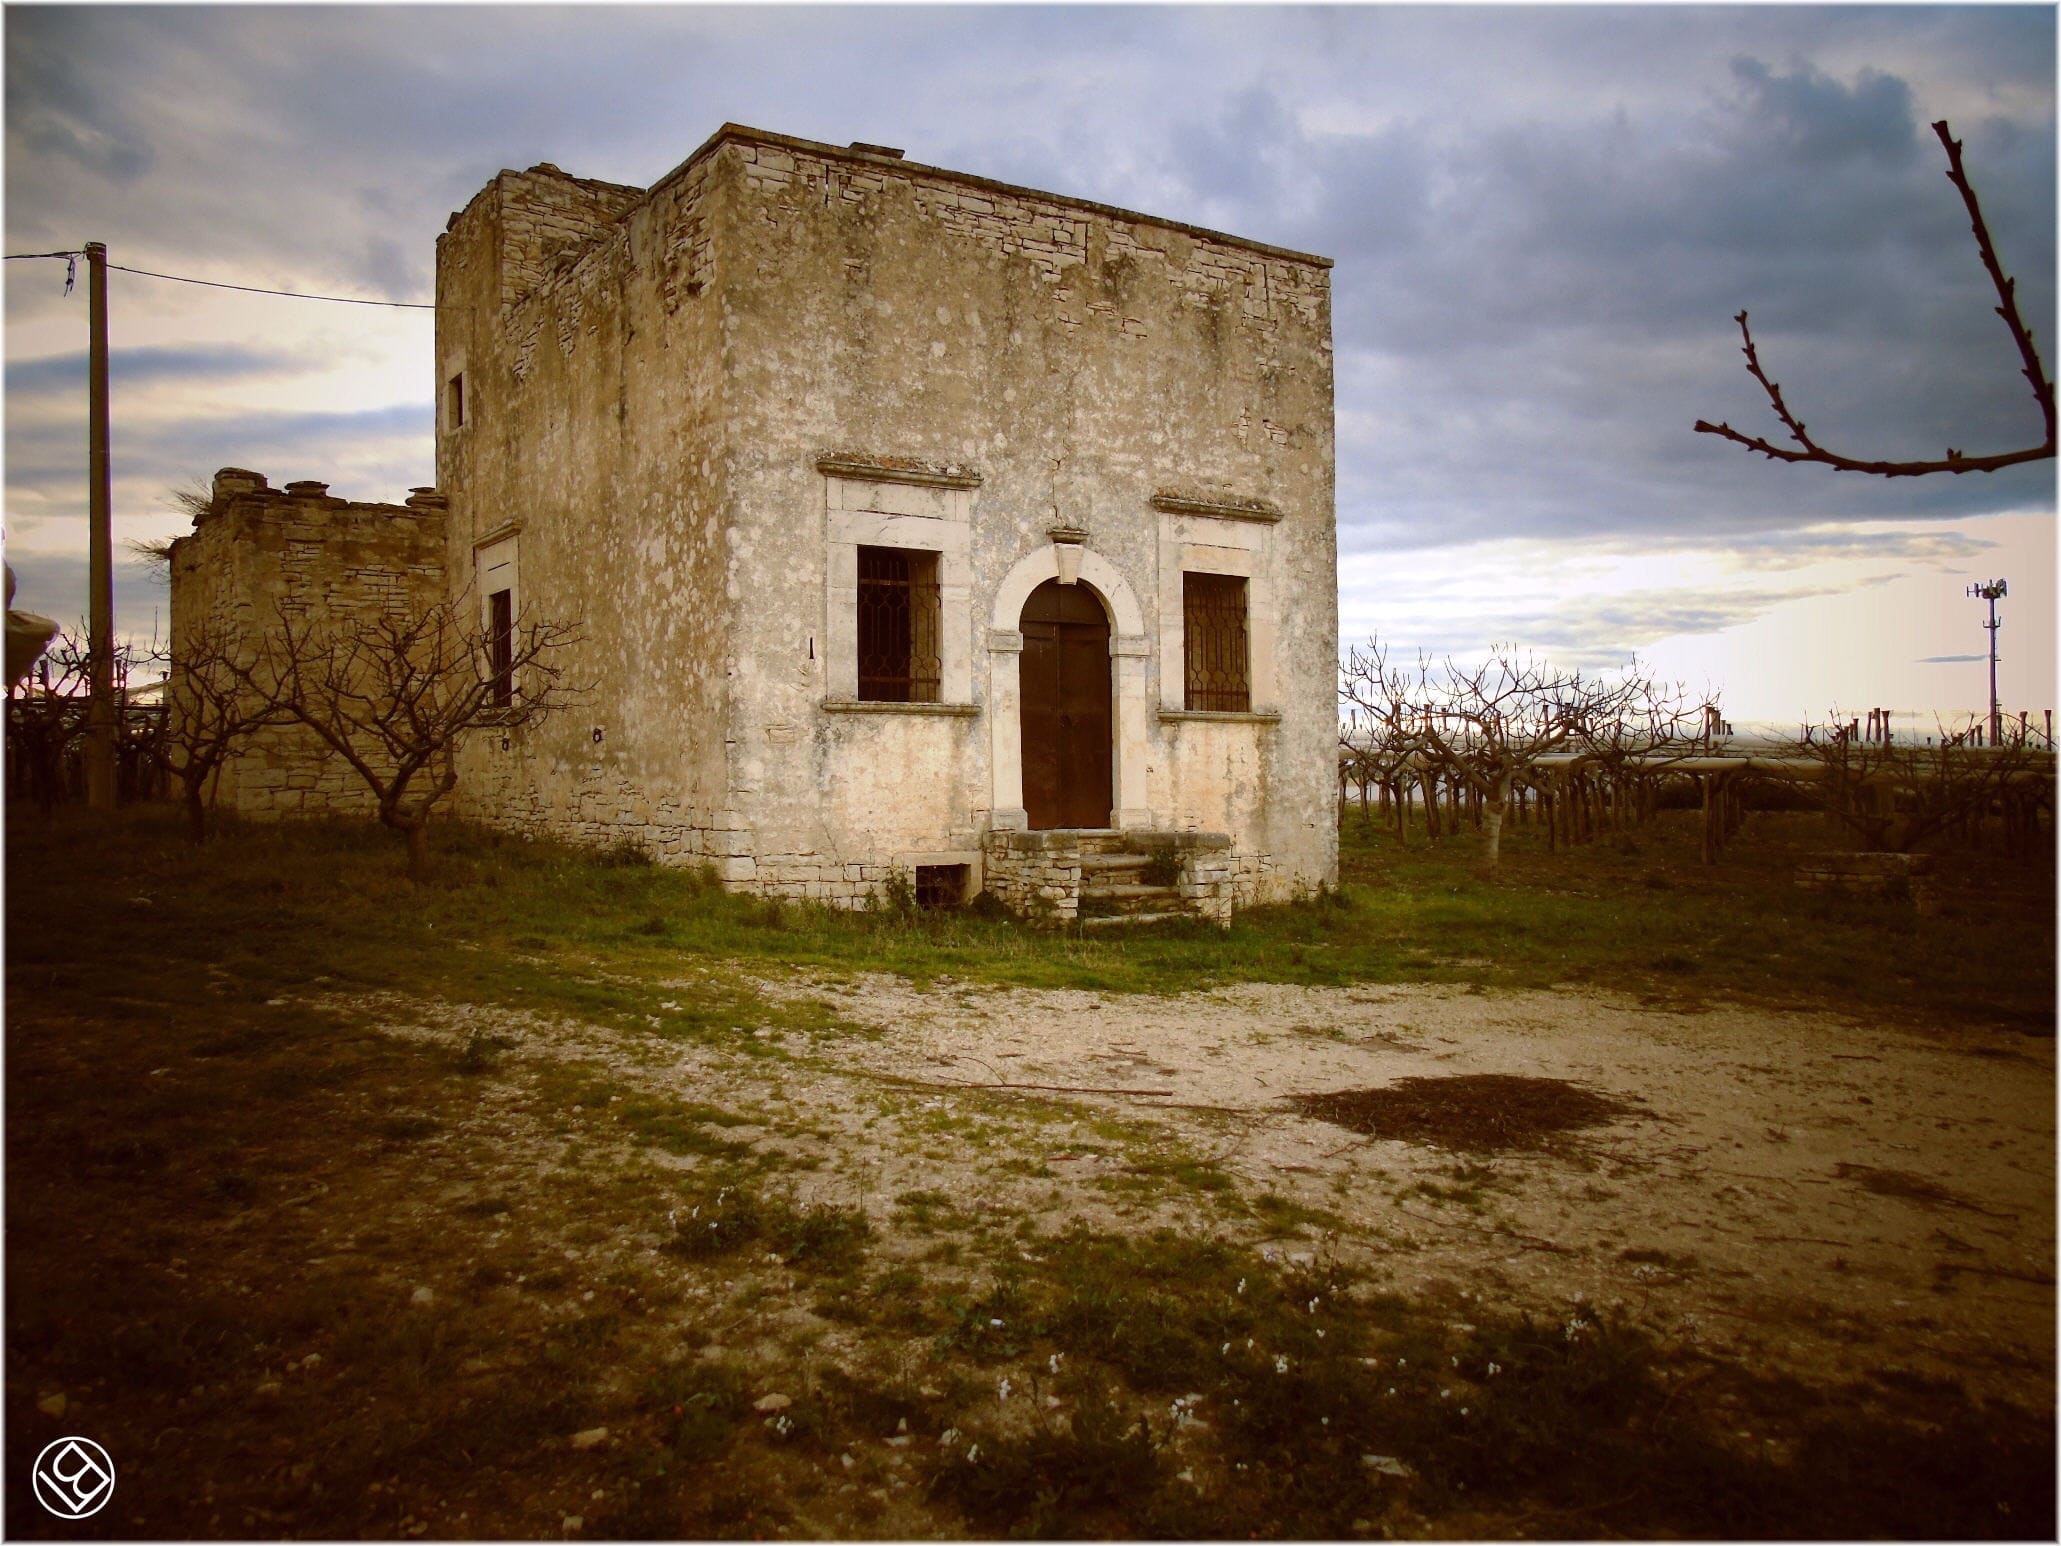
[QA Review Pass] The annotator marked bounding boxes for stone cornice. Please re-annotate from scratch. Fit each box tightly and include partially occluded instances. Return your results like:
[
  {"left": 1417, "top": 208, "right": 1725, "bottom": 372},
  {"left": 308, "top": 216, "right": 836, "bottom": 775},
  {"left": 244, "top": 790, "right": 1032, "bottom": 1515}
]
[
  {"left": 653, "top": 124, "right": 1334, "bottom": 272},
  {"left": 1150, "top": 493, "right": 1284, "bottom": 524},
  {"left": 816, "top": 454, "right": 983, "bottom": 491}
]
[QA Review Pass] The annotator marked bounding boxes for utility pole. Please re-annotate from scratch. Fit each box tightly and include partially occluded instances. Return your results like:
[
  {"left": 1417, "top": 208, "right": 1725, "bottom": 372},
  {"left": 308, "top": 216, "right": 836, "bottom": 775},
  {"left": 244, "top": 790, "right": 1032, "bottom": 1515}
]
[
  {"left": 1967, "top": 577, "right": 2006, "bottom": 748},
  {"left": 82, "top": 240, "right": 116, "bottom": 809}
]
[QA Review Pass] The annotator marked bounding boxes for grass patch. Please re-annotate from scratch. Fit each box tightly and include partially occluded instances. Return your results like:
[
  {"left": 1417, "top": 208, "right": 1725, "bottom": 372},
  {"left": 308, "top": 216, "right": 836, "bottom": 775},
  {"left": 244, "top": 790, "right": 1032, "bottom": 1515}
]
[
  {"left": 7, "top": 805, "right": 2050, "bottom": 1030},
  {"left": 665, "top": 1184, "right": 873, "bottom": 1272}
]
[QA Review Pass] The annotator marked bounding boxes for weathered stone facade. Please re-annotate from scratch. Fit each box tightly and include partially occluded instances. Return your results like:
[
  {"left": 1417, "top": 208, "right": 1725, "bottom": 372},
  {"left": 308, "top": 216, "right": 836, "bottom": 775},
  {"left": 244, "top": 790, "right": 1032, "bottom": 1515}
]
[
  {"left": 167, "top": 468, "right": 448, "bottom": 816},
  {"left": 174, "top": 125, "right": 1338, "bottom": 918},
  {"left": 435, "top": 125, "right": 1339, "bottom": 913}
]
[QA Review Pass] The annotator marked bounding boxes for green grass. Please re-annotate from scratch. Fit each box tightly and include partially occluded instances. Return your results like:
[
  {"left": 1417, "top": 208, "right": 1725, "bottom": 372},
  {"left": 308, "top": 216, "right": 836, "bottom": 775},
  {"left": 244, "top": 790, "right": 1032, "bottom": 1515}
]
[{"left": 8, "top": 802, "right": 2050, "bottom": 1030}]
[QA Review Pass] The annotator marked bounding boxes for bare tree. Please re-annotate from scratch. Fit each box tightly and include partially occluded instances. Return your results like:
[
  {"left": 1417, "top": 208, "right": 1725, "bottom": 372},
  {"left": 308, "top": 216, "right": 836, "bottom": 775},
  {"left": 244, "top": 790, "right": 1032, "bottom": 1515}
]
[
  {"left": 1696, "top": 120, "right": 2055, "bottom": 477},
  {"left": 6, "top": 628, "right": 92, "bottom": 812},
  {"left": 1339, "top": 637, "right": 1426, "bottom": 841},
  {"left": 1341, "top": 637, "right": 1712, "bottom": 868},
  {"left": 252, "top": 596, "right": 581, "bottom": 880},
  {"left": 1425, "top": 649, "right": 1701, "bottom": 868},
  {"left": 1792, "top": 718, "right": 2051, "bottom": 853},
  {"left": 155, "top": 625, "right": 290, "bottom": 843}
]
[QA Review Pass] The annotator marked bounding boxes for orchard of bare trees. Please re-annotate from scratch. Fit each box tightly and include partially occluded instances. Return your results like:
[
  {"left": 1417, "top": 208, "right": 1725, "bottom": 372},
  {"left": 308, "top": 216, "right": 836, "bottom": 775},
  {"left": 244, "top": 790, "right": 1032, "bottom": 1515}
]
[
  {"left": 1340, "top": 638, "right": 2053, "bottom": 867},
  {"left": 1337, "top": 639, "right": 1720, "bottom": 867}
]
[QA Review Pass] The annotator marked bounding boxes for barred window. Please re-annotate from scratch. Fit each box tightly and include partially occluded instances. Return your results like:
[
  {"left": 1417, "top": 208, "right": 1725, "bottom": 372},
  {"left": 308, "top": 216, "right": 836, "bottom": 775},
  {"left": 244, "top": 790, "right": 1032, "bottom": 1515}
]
[
  {"left": 857, "top": 546, "right": 941, "bottom": 703},
  {"left": 487, "top": 588, "right": 514, "bottom": 708},
  {"left": 1183, "top": 572, "right": 1250, "bottom": 712}
]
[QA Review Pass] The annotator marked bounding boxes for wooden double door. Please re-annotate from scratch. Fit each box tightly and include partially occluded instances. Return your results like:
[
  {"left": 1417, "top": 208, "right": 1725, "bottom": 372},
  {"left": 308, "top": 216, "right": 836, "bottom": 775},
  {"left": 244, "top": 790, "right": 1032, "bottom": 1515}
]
[{"left": 1019, "top": 579, "right": 1113, "bottom": 830}]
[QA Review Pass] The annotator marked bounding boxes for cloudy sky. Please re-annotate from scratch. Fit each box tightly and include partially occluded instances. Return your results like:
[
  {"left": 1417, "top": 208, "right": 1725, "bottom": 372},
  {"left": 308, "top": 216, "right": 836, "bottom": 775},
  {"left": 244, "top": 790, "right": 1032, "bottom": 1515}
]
[{"left": 5, "top": 4, "right": 2054, "bottom": 726}]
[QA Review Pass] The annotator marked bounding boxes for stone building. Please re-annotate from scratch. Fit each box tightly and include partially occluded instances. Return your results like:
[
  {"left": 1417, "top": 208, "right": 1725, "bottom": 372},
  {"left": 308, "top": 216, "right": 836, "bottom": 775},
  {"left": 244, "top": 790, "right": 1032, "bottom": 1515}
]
[
  {"left": 168, "top": 469, "right": 448, "bottom": 815},
  {"left": 182, "top": 124, "right": 1340, "bottom": 921}
]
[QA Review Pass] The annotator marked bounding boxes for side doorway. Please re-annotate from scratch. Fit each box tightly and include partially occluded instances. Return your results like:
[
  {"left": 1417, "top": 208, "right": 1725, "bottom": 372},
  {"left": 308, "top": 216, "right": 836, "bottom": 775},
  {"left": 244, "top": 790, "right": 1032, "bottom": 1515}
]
[{"left": 1019, "top": 579, "right": 1113, "bottom": 829}]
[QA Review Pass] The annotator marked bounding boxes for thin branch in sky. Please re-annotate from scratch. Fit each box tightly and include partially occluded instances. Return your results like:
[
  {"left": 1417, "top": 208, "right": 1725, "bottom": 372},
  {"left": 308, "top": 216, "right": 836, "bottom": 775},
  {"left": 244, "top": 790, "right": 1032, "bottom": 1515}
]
[{"left": 1694, "top": 119, "right": 2055, "bottom": 478}]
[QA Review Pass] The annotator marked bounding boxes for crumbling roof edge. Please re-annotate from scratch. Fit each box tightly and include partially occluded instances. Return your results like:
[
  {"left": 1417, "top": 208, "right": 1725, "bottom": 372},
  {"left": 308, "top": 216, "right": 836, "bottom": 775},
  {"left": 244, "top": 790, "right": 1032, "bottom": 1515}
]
[{"left": 645, "top": 123, "right": 1334, "bottom": 271}]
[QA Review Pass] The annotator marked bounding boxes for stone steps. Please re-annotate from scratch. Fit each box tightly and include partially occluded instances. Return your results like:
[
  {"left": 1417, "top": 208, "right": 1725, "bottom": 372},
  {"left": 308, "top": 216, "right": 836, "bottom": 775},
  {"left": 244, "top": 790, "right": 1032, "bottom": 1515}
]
[
  {"left": 1079, "top": 881, "right": 1182, "bottom": 905},
  {"left": 1078, "top": 911, "right": 1193, "bottom": 930},
  {"left": 1077, "top": 853, "right": 1151, "bottom": 873},
  {"left": 983, "top": 827, "right": 1236, "bottom": 928}
]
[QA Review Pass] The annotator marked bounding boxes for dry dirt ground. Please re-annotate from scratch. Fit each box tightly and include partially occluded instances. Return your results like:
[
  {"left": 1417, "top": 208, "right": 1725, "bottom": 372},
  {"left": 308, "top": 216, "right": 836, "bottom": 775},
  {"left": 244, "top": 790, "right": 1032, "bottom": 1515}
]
[
  {"left": 15, "top": 966, "right": 2051, "bottom": 1539},
  {"left": 707, "top": 972, "right": 2054, "bottom": 1400},
  {"left": 392, "top": 968, "right": 2053, "bottom": 1408}
]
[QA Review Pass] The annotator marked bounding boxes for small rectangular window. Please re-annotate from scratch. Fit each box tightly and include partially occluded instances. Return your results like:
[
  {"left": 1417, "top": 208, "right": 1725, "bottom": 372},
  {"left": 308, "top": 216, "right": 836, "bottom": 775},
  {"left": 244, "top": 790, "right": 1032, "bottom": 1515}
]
[
  {"left": 487, "top": 588, "right": 513, "bottom": 708},
  {"left": 448, "top": 373, "right": 465, "bottom": 429},
  {"left": 1183, "top": 572, "right": 1250, "bottom": 712},
  {"left": 856, "top": 546, "right": 941, "bottom": 703}
]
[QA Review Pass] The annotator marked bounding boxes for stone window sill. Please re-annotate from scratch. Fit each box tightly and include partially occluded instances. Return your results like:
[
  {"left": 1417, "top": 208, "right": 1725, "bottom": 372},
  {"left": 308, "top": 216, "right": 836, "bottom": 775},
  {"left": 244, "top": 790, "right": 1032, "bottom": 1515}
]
[
  {"left": 822, "top": 699, "right": 980, "bottom": 717},
  {"left": 1158, "top": 709, "right": 1282, "bottom": 724}
]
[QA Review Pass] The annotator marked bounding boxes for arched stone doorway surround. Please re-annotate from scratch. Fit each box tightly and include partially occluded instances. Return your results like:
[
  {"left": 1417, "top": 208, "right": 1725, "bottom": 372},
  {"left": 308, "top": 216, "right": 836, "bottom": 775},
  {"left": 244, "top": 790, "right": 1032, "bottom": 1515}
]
[{"left": 986, "top": 543, "right": 1152, "bottom": 832}]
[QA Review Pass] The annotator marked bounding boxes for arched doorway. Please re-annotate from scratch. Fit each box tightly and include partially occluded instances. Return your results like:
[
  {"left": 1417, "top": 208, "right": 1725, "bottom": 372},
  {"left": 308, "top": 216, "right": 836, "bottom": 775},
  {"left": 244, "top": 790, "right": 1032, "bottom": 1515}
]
[{"left": 1019, "top": 579, "right": 1113, "bottom": 829}]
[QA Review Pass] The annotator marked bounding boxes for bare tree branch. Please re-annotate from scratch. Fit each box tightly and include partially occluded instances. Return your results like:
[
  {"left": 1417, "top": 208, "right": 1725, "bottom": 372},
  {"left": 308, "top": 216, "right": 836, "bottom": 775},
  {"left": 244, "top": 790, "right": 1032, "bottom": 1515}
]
[
  {"left": 157, "top": 624, "right": 292, "bottom": 842},
  {"left": 1695, "top": 119, "right": 2055, "bottom": 477},
  {"left": 1790, "top": 714, "right": 2052, "bottom": 853},
  {"left": 242, "top": 594, "right": 583, "bottom": 879},
  {"left": 1339, "top": 636, "right": 1717, "bottom": 866}
]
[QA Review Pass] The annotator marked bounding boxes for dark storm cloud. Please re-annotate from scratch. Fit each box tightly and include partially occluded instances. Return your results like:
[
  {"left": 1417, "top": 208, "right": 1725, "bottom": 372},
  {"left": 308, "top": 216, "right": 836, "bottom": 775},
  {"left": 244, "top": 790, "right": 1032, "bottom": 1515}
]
[
  {"left": 3, "top": 5, "right": 2051, "bottom": 679},
  {"left": 1234, "top": 53, "right": 2057, "bottom": 553},
  {"left": 3, "top": 11, "right": 155, "bottom": 182}
]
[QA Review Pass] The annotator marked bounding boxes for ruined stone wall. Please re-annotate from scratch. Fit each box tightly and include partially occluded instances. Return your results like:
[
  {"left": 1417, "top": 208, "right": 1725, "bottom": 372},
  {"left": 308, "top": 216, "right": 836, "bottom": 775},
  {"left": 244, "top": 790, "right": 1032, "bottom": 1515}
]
[
  {"left": 437, "top": 159, "right": 739, "bottom": 868},
  {"left": 166, "top": 469, "right": 448, "bottom": 817},
  {"left": 714, "top": 130, "right": 1340, "bottom": 902}
]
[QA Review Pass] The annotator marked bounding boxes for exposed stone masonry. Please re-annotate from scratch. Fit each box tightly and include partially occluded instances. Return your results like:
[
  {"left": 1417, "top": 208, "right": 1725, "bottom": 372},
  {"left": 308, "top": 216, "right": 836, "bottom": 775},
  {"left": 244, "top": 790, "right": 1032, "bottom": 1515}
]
[
  {"left": 167, "top": 468, "right": 448, "bottom": 818},
  {"left": 182, "top": 124, "right": 1339, "bottom": 923}
]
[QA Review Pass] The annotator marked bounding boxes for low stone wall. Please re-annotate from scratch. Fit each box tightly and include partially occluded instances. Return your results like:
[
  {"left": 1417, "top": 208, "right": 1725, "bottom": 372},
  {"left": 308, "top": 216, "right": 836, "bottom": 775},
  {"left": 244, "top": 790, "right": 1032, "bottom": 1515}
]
[
  {"left": 982, "top": 830, "right": 1086, "bottom": 924},
  {"left": 1180, "top": 848, "right": 1238, "bottom": 925}
]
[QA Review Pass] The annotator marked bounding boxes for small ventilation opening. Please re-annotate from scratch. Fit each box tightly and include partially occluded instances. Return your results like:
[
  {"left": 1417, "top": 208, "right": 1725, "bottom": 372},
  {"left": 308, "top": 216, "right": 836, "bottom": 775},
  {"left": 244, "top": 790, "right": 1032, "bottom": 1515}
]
[
  {"left": 448, "top": 372, "right": 465, "bottom": 428},
  {"left": 914, "top": 864, "right": 968, "bottom": 910}
]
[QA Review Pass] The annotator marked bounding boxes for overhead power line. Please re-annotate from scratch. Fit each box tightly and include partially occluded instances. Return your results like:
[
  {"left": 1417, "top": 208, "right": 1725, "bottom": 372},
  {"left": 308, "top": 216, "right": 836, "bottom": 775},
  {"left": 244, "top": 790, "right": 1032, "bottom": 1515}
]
[{"left": 5, "top": 250, "right": 433, "bottom": 309}]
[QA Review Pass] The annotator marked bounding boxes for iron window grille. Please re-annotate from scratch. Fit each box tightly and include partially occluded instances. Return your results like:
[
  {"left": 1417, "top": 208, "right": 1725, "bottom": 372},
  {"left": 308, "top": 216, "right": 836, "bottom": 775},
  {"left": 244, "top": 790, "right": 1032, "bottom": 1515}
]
[
  {"left": 1182, "top": 572, "right": 1251, "bottom": 712},
  {"left": 487, "top": 588, "right": 514, "bottom": 709},
  {"left": 856, "top": 546, "right": 942, "bottom": 703}
]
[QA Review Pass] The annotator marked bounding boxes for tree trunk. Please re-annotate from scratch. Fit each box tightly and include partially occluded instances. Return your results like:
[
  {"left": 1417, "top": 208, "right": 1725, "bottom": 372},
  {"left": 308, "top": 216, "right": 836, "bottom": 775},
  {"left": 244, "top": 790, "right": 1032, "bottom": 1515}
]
[
  {"left": 185, "top": 782, "right": 209, "bottom": 844},
  {"left": 1482, "top": 770, "right": 1513, "bottom": 868}
]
